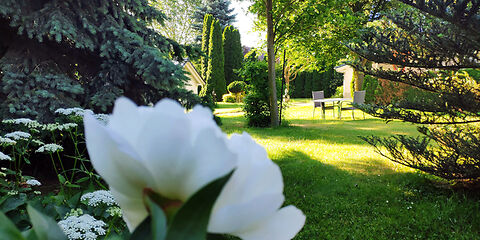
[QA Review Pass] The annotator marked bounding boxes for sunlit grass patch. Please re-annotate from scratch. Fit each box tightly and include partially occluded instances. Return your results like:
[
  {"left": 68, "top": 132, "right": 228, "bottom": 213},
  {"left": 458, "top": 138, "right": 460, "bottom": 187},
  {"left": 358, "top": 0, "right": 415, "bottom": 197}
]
[{"left": 216, "top": 99, "right": 480, "bottom": 239}]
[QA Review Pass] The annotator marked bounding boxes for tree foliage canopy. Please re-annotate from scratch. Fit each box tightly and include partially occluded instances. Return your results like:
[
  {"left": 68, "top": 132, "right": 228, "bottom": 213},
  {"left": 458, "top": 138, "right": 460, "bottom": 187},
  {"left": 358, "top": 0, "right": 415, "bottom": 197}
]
[
  {"left": 0, "top": 0, "right": 199, "bottom": 121},
  {"left": 192, "top": 0, "right": 236, "bottom": 43},
  {"left": 249, "top": 0, "right": 386, "bottom": 68},
  {"left": 151, "top": 0, "right": 203, "bottom": 45},
  {"left": 349, "top": 0, "right": 480, "bottom": 180}
]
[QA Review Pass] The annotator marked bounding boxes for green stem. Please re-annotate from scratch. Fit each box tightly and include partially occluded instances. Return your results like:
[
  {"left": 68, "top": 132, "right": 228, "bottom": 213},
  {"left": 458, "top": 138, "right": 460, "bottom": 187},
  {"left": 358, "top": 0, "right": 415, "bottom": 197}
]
[
  {"left": 56, "top": 150, "right": 66, "bottom": 180},
  {"left": 49, "top": 153, "right": 64, "bottom": 193},
  {"left": 68, "top": 129, "right": 80, "bottom": 182}
]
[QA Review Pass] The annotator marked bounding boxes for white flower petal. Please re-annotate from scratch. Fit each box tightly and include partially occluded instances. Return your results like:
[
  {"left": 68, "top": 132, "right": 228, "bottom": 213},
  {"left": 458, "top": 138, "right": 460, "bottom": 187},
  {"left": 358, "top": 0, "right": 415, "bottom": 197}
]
[
  {"left": 110, "top": 189, "right": 147, "bottom": 231},
  {"left": 107, "top": 97, "right": 149, "bottom": 148},
  {"left": 237, "top": 206, "right": 306, "bottom": 240},
  {"left": 187, "top": 105, "right": 220, "bottom": 136},
  {"left": 221, "top": 133, "right": 283, "bottom": 204},
  {"left": 208, "top": 193, "right": 284, "bottom": 234},
  {"left": 84, "top": 114, "right": 154, "bottom": 197},
  {"left": 183, "top": 128, "right": 236, "bottom": 199},
  {"left": 154, "top": 98, "right": 186, "bottom": 116},
  {"left": 133, "top": 111, "right": 193, "bottom": 200}
]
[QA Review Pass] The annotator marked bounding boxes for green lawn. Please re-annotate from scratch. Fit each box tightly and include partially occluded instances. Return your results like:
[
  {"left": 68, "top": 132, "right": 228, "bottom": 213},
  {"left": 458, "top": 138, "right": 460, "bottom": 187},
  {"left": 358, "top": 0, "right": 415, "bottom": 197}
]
[{"left": 215, "top": 99, "right": 480, "bottom": 239}]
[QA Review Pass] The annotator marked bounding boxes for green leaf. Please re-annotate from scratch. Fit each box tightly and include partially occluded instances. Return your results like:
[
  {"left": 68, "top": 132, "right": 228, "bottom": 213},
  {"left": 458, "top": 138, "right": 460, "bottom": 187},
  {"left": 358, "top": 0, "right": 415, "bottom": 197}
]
[
  {"left": 65, "top": 183, "right": 81, "bottom": 188},
  {"left": 1, "top": 193, "right": 27, "bottom": 213},
  {"left": 129, "top": 195, "right": 168, "bottom": 240},
  {"left": 22, "top": 229, "right": 38, "bottom": 240},
  {"left": 147, "top": 196, "right": 167, "bottom": 240},
  {"left": 57, "top": 175, "right": 66, "bottom": 184},
  {"left": 27, "top": 205, "right": 67, "bottom": 240},
  {"left": 165, "top": 171, "right": 234, "bottom": 240},
  {"left": 75, "top": 176, "right": 90, "bottom": 183},
  {"left": 0, "top": 211, "right": 25, "bottom": 240},
  {"left": 129, "top": 216, "right": 152, "bottom": 240}
]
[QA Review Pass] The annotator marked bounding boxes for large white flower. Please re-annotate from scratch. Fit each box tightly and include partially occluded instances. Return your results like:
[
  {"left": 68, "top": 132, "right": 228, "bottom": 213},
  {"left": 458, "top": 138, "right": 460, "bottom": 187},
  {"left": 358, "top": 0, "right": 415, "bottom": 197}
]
[
  {"left": 84, "top": 97, "right": 236, "bottom": 230},
  {"left": 84, "top": 97, "right": 305, "bottom": 239},
  {"left": 209, "top": 132, "right": 305, "bottom": 240}
]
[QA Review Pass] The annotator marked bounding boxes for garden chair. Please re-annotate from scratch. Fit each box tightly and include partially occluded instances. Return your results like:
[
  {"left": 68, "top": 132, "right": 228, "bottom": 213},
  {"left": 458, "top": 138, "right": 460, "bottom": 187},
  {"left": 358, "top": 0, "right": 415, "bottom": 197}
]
[
  {"left": 312, "top": 91, "right": 336, "bottom": 118},
  {"left": 339, "top": 90, "right": 366, "bottom": 120}
]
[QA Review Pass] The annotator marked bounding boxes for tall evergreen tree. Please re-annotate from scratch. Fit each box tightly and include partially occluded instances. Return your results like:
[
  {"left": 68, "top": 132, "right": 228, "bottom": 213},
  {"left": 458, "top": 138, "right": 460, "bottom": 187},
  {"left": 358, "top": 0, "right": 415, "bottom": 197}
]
[
  {"left": 349, "top": 1, "right": 480, "bottom": 180},
  {"left": 192, "top": 0, "right": 236, "bottom": 42},
  {"left": 201, "top": 14, "right": 214, "bottom": 80},
  {"left": 0, "top": 0, "right": 198, "bottom": 121},
  {"left": 201, "top": 19, "right": 225, "bottom": 102},
  {"left": 223, "top": 25, "right": 243, "bottom": 86}
]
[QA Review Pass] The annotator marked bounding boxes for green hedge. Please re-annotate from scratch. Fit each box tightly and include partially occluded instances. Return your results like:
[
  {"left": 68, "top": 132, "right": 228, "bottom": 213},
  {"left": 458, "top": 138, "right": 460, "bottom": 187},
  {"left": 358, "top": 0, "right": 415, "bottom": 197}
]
[{"left": 290, "top": 66, "right": 340, "bottom": 98}]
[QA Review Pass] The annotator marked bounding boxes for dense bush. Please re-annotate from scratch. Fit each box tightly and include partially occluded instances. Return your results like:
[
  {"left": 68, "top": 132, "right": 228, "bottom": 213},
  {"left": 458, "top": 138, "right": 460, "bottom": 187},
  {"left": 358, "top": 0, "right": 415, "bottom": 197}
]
[
  {"left": 222, "top": 93, "right": 236, "bottom": 103},
  {"left": 362, "top": 75, "right": 379, "bottom": 103},
  {"left": 237, "top": 60, "right": 282, "bottom": 127},
  {"left": 362, "top": 75, "right": 442, "bottom": 106},
  {"left": 243, "top": 92, "right": 271, "bottom": 127}
]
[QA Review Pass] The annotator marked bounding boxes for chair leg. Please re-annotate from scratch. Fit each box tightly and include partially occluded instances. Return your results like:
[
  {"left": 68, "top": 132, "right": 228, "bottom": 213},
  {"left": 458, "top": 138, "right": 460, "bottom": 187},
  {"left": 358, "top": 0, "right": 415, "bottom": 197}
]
[
  {"left": 338, "top": 102, "right": 342, "bottom": 120},
  {"left": 352, "top": 109, "right": 355, "bottom": 120},
  {"left": 321, "top": 103, "right": 326, "bottom": 120},
  {"left": 332, "top": 104, "right": 336, "bottom": 119}
]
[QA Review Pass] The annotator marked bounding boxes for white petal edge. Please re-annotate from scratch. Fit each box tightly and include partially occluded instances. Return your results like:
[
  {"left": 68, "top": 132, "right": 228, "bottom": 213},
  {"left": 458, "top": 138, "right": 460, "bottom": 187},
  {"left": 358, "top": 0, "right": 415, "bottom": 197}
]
[
  {"left": 236, "top": 206, "right": 306, "bottom": 240},
  {"left": 110, "top": 189, "right": 147, "bottom": 232},
  {"left": 208, "top": 193, "right": 284, "bottom": 234}
]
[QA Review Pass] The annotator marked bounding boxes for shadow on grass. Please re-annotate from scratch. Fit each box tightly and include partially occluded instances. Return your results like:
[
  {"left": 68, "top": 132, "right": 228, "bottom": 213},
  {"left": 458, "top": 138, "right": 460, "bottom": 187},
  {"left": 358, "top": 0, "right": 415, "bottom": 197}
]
[{"left": 277, "top": 150, "right": 480, "bottom": 239}]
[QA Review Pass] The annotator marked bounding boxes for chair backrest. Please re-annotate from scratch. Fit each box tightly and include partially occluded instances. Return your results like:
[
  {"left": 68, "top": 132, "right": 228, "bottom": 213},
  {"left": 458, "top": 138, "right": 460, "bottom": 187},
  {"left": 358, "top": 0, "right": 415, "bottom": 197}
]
[
  {"left": 353, "top": 91, "right": 366, "bottom": 104},
  {"left": 312, "top": 91, "right": 324, "bottom": 100},
  {"left": 312, "top": 91, "right": 324, "bottom": 107}
]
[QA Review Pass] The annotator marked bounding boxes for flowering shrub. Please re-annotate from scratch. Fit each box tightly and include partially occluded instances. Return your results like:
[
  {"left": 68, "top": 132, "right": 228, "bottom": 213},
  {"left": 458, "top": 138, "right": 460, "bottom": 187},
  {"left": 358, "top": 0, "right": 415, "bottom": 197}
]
[{"left": 58, "top": 214, "right": 107, "bottom": 240}]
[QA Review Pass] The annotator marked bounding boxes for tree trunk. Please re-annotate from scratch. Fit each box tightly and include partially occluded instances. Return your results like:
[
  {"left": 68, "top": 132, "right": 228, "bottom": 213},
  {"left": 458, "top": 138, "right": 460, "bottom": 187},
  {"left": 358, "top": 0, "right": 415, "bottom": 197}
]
[{"left": 266, "top": 0, "right": 279, "bottom": 127}]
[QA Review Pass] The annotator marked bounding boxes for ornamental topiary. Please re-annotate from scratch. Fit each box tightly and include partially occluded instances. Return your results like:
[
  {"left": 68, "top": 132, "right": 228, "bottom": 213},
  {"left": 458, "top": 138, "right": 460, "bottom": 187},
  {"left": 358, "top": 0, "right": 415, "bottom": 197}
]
[{"left": 227, "top": 81, "right": 246, "bottom": 94}]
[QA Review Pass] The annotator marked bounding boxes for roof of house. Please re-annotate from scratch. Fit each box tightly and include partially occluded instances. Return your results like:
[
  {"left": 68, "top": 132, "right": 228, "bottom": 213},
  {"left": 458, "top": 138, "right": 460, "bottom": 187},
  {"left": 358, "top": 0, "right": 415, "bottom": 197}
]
[{"left": 183, "top": 61, "right": 205, "bottom": 86}]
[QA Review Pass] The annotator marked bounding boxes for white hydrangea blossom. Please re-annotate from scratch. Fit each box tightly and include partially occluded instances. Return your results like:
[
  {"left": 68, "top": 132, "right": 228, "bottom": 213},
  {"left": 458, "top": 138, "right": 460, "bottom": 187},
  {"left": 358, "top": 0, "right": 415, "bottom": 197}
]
[
  {"left": 43, "top": 123, "right": 78, "bottom": 131},
  {"left": 26, "top": 179, "right": 42, "bottom": 186},
  {"left": 58, "top": 214, "right": 106, "bottom": 240},
  {"left": 0, "top": 151, "right": 12, "bottom": 161},
  {"left": 55, "top": 108, "right": 94, "bottom": 117},
  {"left": 36, "top": 143, "right": 64, "bottom": 153},
  {"left": 5, "top": 131, "right": 31, "bottom": 140},
  {"left": 60, "top": 123, "right": 78, "bottom": 130},
  {"left": 81, "top": 190, "right": 117, "bottom": 207},
  {"left": 2, "top": 118, "right": 42, "bottom": 128},
  {"left": 0, "top": 137, "right": 16, "bottom": 145}
]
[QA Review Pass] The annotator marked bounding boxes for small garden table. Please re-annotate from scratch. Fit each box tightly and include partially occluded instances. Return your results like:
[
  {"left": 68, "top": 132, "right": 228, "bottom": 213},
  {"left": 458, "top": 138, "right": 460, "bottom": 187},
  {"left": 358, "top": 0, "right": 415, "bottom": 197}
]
[{"left": 313, "top": 98, "right": 352, "bottom": 119}]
